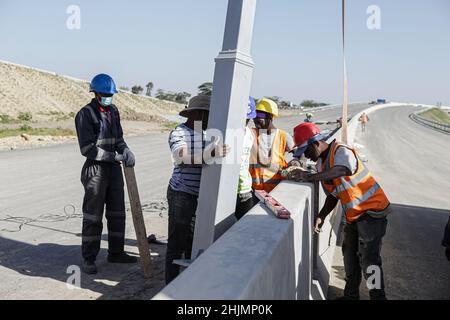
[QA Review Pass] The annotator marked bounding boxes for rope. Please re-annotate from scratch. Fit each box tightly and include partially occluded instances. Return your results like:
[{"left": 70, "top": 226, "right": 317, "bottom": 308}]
[{"left": 0, "top": 204, "right": 83, "bottom": 233}]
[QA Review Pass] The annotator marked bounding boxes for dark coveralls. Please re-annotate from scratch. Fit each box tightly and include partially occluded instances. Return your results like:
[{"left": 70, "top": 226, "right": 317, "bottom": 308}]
[{"left": 75, "top": 99, "right": 129, "bottom": 262}]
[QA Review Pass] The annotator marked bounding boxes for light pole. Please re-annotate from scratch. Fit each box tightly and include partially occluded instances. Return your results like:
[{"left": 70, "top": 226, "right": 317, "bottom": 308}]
[{"left": 191, "top": 0, "right": 257, "bottom": 259}]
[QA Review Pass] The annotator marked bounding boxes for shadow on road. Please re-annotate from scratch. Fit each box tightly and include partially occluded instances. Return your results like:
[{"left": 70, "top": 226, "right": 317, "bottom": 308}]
[
  {"left": 0, "top": 235, "right": 166, "bottom": 299},
  {"left": 328, "top": 203, "right": 450, "bottom": 300}
]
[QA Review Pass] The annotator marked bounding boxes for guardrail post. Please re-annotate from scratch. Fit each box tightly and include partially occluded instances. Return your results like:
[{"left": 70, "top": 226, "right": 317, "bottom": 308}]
[
  {"left": 312, "top": 181, "right": 319, "bottom": 275},
  {"left": 191, "top": 0, "right": 257, "bottom": 259}
]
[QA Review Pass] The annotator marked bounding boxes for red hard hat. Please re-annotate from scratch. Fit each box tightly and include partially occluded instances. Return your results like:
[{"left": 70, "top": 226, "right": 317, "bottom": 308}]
[{"left": 293, "top": 123, "right": 321, "bottom": 147}]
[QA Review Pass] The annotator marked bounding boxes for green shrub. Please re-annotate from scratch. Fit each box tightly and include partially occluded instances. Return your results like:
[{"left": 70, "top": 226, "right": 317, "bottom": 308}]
[
  {"left": 20, "top": 124, "right": 32, "bottom": 131},
  {"left": 18, "top": 112, "right": 33, "bottom": 121},
  {"left": 0, "top": 114, "right": 14, "bottom": 123}
]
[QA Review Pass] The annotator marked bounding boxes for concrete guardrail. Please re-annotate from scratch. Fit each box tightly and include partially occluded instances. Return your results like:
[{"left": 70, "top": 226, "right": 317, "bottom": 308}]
[{"left": 153, "top": 102, "right": 407, "bottom": 300}]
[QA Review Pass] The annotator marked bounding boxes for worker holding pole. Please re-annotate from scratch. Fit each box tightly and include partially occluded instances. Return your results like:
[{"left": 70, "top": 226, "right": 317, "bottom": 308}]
[
  {"left": 288, "top": 122, "right": 391, "bottom": 300},
  {"left": 166, "top": 95, "right": 230, "bottom": 284},
  {"left": 249, "top": 98, "right": 295, "bottom": 194},
  {"left": 75, "top": 74, "right": 137, "bottom": 274}
]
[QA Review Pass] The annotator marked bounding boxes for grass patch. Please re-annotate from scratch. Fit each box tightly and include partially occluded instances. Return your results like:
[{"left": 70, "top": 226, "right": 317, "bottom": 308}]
[
  {"left": 0, "top": 127, "right": 76, "bottom": 139},
  {"left": 419, "top": 108, "right": 450, "bottom": 125},
  {"left": 162, "top": 121, "right": 179, "bottom": 129},
  {"left": 0, "top": 114, "right": 17, "bottom": 124},
  {"left": 37, "top": 111, "right": 76, "bottom": 121}
]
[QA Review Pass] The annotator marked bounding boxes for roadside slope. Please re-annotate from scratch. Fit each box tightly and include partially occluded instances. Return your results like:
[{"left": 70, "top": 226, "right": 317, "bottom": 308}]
[{"left": 0, "top": 60, "right": 183, "bottom": 121}]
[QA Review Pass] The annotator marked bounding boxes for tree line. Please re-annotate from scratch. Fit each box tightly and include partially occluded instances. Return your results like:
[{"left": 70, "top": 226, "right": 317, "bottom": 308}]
[{"left": 120, "top": 81, "right": 326, "bottom": 108}]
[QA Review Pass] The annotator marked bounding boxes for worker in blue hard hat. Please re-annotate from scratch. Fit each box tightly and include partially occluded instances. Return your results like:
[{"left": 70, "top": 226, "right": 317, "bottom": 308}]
[
  {"left": 235, "top": 96, "right": 257, "bottom": 220},
  {"left": 75, "top": 73, "right": 137, "bottom": 274}
]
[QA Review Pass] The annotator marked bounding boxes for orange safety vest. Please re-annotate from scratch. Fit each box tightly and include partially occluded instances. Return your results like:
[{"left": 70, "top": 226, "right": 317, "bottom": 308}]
[
  {"left": 321, "top": 141, "right": 390, "bottom": 223},
  {"left": 249, "top": 128, "right": 288, "bottom": 193}
]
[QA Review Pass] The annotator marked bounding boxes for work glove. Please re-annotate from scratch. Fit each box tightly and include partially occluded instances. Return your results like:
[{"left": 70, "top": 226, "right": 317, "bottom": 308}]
[{"left": 122, "top": 148, "right": 135, "bottom": 167}]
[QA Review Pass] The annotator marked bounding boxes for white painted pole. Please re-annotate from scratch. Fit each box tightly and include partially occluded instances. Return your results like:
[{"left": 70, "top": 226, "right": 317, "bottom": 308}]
[{"left": 191, "top": 0, "right": 257, "bottom": 259}]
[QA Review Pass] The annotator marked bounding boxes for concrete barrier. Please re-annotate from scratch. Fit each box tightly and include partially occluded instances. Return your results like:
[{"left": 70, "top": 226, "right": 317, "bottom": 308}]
[
  {"left": 153, "top": 102, "right": 411, "bottom": 300},
  {"left": 154, "top": 181, "right": 317, "bottom": 300}
]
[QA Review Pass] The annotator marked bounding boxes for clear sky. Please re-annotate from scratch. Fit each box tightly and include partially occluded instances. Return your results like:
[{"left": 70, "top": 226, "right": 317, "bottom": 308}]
[{"left": 0, "top": 0, "right": 449, "bottom": 105}]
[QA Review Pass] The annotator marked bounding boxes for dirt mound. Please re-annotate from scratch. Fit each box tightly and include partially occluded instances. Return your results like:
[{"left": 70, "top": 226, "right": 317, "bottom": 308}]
[{"left": 0, "top": 60, "right": 184, "bottom": 121}]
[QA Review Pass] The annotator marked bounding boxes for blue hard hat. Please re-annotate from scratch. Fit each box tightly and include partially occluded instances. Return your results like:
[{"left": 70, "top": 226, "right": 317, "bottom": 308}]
[
  {"left": 89, "top": 74, "right": 118, "bottom": 94},
  {"left": 247, "top": 96, "right": 256, "bottom": 119}
]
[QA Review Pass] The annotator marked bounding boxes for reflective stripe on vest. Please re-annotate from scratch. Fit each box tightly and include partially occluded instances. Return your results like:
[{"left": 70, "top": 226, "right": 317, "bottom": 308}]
[
  {"left": 249, "top": 129, "right": 288, "bottom": 193},
  {"left": 322, "top": 141, "right": 389, "bottom": 222}
]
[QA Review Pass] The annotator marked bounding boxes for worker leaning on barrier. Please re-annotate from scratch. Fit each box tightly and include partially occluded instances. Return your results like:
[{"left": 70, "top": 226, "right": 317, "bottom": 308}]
[
  {"left": 75, "top": 74, "right": 137, "bottom": 275},
  {"left": 166, "top": 95, "right": 230, "bottom": 284},
  {"left": 249, "top": 98, "right": 295, "bottom": 193},
  {"left": 288, "top": 122, "right": 391, "bottom": 300}
]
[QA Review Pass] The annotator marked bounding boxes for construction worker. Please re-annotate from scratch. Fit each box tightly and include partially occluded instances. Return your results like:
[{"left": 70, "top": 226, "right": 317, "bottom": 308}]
[
  {"left": 249, "top": 98, "right": 295, "bottom": 193},
  {"left": 359, "top": 112, "right": 369, "bottom": 132},
  {"left": 75, "top": 74, "right": 137, "bottom": 275},
  {"left": 235, "top": 96, "right": 257, "bottom": 220},
  {"left": 288, "top": 122, "right": 391, "bottom": 300},
  {"left": 166, "top": 95, "right": 229, "bottom": 284},
  {"left": 304, "top": 112, "right": 314, "bottom": 123}
]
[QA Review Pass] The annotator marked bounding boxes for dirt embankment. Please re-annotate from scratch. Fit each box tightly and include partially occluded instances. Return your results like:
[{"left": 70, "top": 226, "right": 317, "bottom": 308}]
[{"left": 0, "top": 60, "right": 184, "bottom": 150}]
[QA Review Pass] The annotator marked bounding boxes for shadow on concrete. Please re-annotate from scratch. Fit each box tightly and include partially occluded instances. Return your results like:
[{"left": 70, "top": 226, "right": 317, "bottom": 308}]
[{"left": 0, "top": 235, "right": 167, "bottom": 299}]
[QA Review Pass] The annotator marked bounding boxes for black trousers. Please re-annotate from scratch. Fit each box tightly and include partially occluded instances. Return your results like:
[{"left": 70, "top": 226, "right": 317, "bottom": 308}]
[
  {"left": 81, "top": 160, "right": 126, "bottom": 261},
  {"left": 342, "top": 214, "right": 388, "bottom": 300},
  {"left": 235, "top": 191, "right": 254, "bottom": 220},
  {"left": 165, "top": 186, "right": 198, "bottom": 284}
]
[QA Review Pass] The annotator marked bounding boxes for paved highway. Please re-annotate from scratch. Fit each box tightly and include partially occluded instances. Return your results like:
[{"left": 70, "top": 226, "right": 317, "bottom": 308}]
[
  {"left": 357, "top": 106, "right": 450, "bottom": 299},
  {"left": 329, "top": 105, "right": 450, "bottom": 300},
  {"left": 3, "top": 102, "right": 446, "bottom": 299}
]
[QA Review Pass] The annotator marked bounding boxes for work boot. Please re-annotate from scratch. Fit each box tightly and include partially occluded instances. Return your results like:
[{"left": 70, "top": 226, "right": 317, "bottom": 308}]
[
  {"left": 82, "top": 260, "right": 98, "bottom": 274},
  {"left": 107, "top": 252, "right": 138, "bottom": 263}
]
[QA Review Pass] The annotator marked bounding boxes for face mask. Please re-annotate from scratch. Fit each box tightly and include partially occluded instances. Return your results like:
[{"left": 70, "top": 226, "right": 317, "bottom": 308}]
[{"left": 99, "top": 96, "right": 113, "bottom": 106}]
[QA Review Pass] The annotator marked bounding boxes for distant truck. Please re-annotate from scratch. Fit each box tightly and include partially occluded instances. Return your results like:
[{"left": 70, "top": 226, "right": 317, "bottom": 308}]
[{"left": 377, "top": 99, "right": 386, "bottom": 104}]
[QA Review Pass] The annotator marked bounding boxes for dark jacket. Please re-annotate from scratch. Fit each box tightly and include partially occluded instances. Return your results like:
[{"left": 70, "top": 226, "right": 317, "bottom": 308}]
[{"left": 75, "top": 98, "right": 128, "bottom": 163}]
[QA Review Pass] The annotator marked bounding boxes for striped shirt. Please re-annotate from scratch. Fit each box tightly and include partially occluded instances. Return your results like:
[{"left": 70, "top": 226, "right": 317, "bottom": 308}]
[{"left": 168, "top": 124, "right": 205, "bottom": 196}]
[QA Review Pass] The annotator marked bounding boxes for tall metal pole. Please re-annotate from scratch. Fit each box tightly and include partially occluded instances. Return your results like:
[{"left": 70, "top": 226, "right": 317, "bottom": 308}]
[
  {"left": 341, "top": 0, "right": 349, "bottom": 144},
  {"left": 191, "top": 0, "right": 257, "bottom": 259}
]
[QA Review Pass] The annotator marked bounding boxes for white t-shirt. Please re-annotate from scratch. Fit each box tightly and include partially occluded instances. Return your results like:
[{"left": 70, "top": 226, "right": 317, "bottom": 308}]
[
  {"left": 317, "top": 146, "right": 358, "bottom": 174},
  {"left": 238, "top": 127, "right": 255, "bottom": 194}
]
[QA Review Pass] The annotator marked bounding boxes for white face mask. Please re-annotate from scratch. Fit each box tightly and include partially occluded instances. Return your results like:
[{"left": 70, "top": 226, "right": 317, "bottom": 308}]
[{"left": 99, "top": 96, "right": 113, "bottom": 106}]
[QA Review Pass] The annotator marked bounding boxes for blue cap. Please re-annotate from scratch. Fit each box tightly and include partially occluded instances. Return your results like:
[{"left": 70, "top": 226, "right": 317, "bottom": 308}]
[
  {"left": 293, "top": 133, "right": 324, "bottom": 158},
  {"left": 247, "top": 96, "right": 256, "bottom": 119}
]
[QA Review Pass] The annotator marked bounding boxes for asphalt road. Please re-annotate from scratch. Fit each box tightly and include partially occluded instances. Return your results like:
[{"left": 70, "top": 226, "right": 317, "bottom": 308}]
[
  {"left": 329, "top": 105, "right": 450, "bottom": 300},
  {"left": 2, "top": 102, "right": 447, "bottom": 299}
]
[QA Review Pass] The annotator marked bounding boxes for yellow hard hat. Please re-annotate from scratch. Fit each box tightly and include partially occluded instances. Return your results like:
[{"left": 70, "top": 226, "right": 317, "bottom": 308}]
[{"left": 255, "top": 98, "right": 279, "bottom": 118}]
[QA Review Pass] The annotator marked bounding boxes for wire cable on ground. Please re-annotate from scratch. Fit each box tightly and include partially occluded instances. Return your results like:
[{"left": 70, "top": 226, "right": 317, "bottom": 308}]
[{"left": 0, "top": 204, "right": 82, "bottom": 233}]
